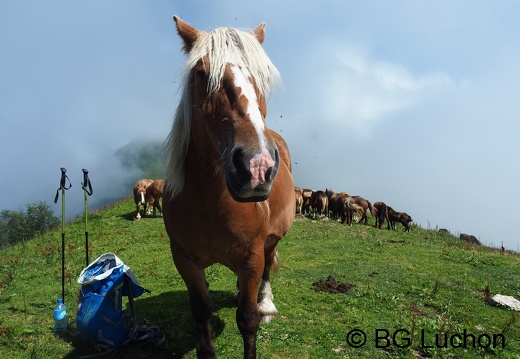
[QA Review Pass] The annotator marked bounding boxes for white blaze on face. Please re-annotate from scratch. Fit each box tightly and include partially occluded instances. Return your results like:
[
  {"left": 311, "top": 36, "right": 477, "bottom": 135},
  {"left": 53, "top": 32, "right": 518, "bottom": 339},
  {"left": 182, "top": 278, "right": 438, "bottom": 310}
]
[
  {"left": 140, "top": 192, "right": 145, "bottom": 204},
  {"left": 229, "top": 56, "right": 275, "bottom": 189},
  {"left": 229, "top": 59, "right": 266, "bottom": 147}
]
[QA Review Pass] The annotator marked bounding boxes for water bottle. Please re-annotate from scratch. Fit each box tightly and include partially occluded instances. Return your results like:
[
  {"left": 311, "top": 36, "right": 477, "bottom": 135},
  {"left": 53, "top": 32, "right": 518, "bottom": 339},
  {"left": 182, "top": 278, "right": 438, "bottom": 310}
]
[{"left": 53, "top": 298, "right": 67, "bottom": 335}]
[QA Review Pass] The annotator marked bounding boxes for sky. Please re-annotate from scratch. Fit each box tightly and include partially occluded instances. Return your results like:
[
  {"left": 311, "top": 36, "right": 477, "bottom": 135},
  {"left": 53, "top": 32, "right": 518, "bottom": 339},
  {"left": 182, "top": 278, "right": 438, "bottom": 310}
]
[{"left": 1, "top": 1, "right": 519, "bottom": 250}]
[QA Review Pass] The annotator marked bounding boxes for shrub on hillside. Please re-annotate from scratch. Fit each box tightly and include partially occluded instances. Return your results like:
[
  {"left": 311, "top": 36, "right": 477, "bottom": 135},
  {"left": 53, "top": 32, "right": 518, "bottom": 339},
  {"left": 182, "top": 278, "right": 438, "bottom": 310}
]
[{"left": 0, "top": 201, "right": 59, "bottom": 247}]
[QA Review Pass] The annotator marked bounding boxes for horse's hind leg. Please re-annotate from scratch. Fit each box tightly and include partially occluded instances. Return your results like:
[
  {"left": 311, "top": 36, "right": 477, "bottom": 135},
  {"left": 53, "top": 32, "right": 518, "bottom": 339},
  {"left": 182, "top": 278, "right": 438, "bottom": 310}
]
[{"left": 173, "top": 254, "right": 216, "bottom": 358}]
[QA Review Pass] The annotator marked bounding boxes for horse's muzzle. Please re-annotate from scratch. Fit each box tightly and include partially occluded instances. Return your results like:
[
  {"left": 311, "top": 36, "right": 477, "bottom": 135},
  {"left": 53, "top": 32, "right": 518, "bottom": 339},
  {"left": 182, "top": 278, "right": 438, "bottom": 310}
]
[{"left": 225, "top": 145, "right": 279, "bottom": 202}]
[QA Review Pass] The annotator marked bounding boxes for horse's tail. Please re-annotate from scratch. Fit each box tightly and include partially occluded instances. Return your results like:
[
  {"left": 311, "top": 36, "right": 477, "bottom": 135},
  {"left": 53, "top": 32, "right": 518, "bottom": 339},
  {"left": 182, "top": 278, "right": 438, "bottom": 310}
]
[
  {"left": 271, "top": 247, "right": 280, "bottom": 274},
  {"left": 367, "top": 200, "right": 375, "bottom": 217},
  {"left": 378, "top": 203, "right": 387, "bottom": 223}
]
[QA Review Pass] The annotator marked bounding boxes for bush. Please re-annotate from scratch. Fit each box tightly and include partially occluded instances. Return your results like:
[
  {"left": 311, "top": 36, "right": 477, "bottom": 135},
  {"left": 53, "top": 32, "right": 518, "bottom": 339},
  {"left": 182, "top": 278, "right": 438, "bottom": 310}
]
[{"left": 0, "top": 201, "right": 59, "bottom": 247}]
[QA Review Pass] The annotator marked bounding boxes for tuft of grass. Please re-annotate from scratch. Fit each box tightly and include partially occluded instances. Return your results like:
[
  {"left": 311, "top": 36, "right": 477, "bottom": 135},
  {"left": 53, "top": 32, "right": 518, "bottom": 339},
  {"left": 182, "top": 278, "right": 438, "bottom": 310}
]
[{"left": 0, "top": 199, "right": 519, "bottom": 358}]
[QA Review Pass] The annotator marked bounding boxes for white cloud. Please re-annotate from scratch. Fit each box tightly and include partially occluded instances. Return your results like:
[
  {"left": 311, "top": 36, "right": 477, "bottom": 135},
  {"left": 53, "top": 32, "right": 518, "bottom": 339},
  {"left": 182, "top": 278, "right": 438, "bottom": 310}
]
[{"left": 302, "top": 42, "right": 454, "bottom": 137}]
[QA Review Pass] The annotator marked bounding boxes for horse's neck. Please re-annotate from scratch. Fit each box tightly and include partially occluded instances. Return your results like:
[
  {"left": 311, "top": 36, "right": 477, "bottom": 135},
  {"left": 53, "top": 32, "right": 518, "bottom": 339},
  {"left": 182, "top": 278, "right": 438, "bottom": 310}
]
[{"left": 183, "top": 144, "right": 225, "bottom": 199}]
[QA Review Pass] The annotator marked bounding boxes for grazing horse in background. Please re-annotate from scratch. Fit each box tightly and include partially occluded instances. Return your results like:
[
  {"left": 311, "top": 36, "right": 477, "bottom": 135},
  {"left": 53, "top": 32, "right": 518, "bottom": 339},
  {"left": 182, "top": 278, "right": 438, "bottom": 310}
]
[
  {"left": 133, "top": 179, "right": 154, "bottom": 219},
  {"left": 325, "top": 188, "right": 353, "bottom": 225},
  {"left": 301, "top": 188, "right": 313, "bottom": 215},
  {"left": 294, "top": 187, "right": 303, "bottom": 214},
  {"left": 373, "top": 201, "right": 389, "bottom": 229},
  {"left": 162, "top": 16, "right": 295, "bottom": 359},
  {"left": 387, "top": 207, "right": 413, "bottom": 232},
  {"left": 310, "top": 190, "right": 329, "bottom": 218},
  {"left": 146, "top": 179, "right": 164, "bottom": 217},
  {"left": 351, "top": 196, "right": 373, "bottom": 225},
  {"left": 459, "top": 233, "right": 482, "bottom": 245}
]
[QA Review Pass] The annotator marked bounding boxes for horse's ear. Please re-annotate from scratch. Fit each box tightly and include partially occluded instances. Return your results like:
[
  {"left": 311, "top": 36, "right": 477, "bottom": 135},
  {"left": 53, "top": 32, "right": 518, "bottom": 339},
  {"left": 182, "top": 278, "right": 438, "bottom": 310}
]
[
  {"left": 173, "top": 15, "right": 200, "bottom": 52},
  {"left": 251, "top": 23, "right": 266, "bottom": 44}
]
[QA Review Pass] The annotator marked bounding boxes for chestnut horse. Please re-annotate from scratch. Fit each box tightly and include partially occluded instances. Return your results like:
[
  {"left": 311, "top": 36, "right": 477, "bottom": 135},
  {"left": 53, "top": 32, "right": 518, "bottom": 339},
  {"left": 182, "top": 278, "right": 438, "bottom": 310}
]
[
  {"left": 133, "top": 179, "right": 153, "bottom": 219},
  {"left": 146, "top": 179, "right": 164, "bottom": 217},
  {"left": 310, "top": 190, "right": 329, "bottom": 218},
  {"left": 162, "top": 17, "right": 295, "bottom": 359}
]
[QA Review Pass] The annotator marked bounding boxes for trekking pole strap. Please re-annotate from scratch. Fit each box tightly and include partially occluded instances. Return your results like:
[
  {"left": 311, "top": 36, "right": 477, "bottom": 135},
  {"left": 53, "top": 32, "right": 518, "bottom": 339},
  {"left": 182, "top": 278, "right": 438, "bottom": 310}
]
[
  {"left": 54, "top": 167, "right": 72, "bottom": 203},
  {"left": 82, "top": 169, "right": 93, "bottom": 196}
]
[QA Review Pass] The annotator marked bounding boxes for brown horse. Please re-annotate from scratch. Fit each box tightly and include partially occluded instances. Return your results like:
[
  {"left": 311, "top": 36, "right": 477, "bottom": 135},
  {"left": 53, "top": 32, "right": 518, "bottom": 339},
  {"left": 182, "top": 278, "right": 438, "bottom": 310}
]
[
  {"left": 459, "top": 233, "right": 482, "bottom": 245},
  {"left": 162, "top": 16, "right": 295, "bottom": 359},
  {"left": 351, "top": 196, "right": 373, "bottom": 225},
  {"left": 311, "top": 190, "right": 329, "bottom": 218},
  {"left": 133, "top": 179, "right": 154, "bottom": 219},
  {"left": 146, "top": 179, "right": 164, "bottom": 217},
  {"left": 325, "top": 188, "right": 354, "bottom": 225},
  {"left": 301, "top": 188, "right": 313, "bottom": 215},
  {"left": 373, "top": 201, "right": 389, "bottom": 229},
  {"left": 387, "top": 207, "right": 413, "bottom": 232},
  {"left": 294, "top": 187, "right": 303, "bottom": 214}
]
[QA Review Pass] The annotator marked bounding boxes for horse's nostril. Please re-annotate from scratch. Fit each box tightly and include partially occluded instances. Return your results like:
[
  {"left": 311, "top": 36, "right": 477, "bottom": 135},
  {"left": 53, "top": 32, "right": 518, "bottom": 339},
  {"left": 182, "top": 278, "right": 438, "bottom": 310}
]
[
  {"left": 232, "top": 147, "right": 247, "bottom": 173},
  {"left": 265, "top": 167, "right": 273, "bottom": 182}
]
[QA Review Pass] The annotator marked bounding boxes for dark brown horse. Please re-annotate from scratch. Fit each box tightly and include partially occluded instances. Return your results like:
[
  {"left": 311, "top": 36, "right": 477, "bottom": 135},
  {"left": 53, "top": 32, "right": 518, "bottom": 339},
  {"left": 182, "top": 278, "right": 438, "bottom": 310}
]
[
  {"left": 387, "top": 207, "right": 413, "bottom": 232},
  {"left": 162, "top": 16, "right": 295, "bottom": 359},
  {"left": 373, "top": 201, "right": 389, "bottom": 229},
  {"left": 325, "top": 188, "right": 353, "bottom": 225},
  {"left": 459, "top": 233, "right": 482, "bottom": 245}
]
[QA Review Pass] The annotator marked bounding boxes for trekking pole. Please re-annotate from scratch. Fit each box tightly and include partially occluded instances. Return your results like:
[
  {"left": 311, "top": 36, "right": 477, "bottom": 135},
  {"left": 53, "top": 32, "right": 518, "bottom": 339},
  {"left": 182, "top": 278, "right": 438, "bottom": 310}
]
[
  {"left": 54, "top": 167, "right": 71, "bottom": 304},
  {"left": 81, "top": 169, "right": 93, "bottom": 267}
]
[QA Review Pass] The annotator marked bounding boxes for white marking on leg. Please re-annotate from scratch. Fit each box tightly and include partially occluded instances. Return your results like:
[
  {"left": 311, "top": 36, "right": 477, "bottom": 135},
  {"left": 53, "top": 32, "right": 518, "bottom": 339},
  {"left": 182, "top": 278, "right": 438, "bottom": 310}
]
[{"left": 258, "top": 280, "right": 277, "bottom": 315}]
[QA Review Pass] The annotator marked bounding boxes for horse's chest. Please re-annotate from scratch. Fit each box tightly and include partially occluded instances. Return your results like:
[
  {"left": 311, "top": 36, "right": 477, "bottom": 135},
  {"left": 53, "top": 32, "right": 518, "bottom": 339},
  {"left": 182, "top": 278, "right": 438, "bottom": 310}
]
[{"left": 169, "top": 199, "right": 267, "bottom": 260}]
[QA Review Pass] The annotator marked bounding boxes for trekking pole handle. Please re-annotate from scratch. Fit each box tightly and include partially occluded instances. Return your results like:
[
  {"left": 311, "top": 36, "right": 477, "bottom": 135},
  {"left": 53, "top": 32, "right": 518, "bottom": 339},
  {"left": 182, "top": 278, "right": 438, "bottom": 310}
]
[
  {"left": 54, "top": 167, "right": 72, "bottom": 203},
  {"left": 82, "top": 168, "right": 93, "bottom": 196},
  {"left": 60, "top": 168, "right": 67, "bottom": 189}
]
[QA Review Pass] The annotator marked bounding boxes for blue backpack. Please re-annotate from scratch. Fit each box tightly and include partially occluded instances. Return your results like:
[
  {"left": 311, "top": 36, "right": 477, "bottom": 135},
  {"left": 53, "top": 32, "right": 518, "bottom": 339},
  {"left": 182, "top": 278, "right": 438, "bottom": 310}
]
[{"left": 76, "top": 253, "right": 163, "bottom": 357}]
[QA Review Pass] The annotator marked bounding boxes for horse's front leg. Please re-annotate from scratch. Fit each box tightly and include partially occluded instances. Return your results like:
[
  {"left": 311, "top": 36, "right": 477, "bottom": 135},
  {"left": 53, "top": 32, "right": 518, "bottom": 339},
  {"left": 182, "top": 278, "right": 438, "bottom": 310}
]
[
  {"left": 236, "top": 259, "right": 263, "bottom": 359},
  {"left": 172, "top": 252, "right": 216, "bottom": 358},
  {"left": 154, "top": 196, "right": 163, "bottom": 217},
  {"left": 135, "top": 203, "right": 142, "bottom": 219},
  {"left": 258, "top": 247, "right": 279, "bottom": 323}
]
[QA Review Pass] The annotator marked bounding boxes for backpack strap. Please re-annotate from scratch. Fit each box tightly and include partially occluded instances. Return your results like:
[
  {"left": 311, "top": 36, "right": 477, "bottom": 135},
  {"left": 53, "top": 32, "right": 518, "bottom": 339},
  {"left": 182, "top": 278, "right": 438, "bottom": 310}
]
[
  {"left": 125, "top": 276, "right": 165, "bottom": 347},
  {"left": 79, "top": 332, "right": 117, "bottom": 359}
]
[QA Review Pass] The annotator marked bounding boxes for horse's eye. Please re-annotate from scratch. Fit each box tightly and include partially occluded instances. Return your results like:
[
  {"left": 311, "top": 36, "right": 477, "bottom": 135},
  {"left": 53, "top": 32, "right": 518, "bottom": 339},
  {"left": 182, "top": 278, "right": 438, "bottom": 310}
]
[{"left": 195, "top": 70, "right": 207, "bottom": 81}]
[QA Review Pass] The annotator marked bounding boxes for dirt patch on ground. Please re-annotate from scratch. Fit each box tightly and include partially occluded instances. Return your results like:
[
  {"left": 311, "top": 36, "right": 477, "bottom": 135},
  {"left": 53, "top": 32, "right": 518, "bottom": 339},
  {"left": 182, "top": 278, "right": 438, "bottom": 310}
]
[{"left": 312, "top": 275, "right": 354, "bottom": 294}]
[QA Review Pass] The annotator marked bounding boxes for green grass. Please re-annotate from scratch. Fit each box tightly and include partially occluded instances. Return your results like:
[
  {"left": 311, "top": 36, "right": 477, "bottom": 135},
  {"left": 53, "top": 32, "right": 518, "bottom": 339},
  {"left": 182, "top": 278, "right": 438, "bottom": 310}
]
[{"left": 1, "top": 197, "right": 519, "bottom": 358}]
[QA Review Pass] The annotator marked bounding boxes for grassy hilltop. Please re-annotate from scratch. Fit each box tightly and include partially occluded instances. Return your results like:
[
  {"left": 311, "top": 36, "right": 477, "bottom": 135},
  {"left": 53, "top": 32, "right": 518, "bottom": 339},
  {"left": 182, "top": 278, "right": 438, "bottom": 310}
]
[{"left": 0, "top": 197, "right": 519, "bottom": 358}]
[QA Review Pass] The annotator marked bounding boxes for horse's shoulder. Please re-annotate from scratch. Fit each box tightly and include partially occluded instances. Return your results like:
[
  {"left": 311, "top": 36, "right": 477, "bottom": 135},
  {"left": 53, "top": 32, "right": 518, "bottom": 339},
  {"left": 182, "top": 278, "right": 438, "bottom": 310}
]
[{"left": 267, "top": 128, "right": 291, "bottom": 170}]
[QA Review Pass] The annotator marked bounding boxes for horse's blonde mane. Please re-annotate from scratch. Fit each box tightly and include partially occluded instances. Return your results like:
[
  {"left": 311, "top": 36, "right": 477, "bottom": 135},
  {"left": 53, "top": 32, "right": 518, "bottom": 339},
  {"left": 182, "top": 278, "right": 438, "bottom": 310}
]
[{"left": 164, "top": 26, "right": 282, "bottom": 198}]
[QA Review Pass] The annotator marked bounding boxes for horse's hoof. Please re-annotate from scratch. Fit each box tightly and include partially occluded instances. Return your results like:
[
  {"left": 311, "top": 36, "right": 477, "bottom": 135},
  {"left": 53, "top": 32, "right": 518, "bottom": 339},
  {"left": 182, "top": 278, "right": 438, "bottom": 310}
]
[{"left": 260, "top": 315, "right": 274, "bottom": 324}]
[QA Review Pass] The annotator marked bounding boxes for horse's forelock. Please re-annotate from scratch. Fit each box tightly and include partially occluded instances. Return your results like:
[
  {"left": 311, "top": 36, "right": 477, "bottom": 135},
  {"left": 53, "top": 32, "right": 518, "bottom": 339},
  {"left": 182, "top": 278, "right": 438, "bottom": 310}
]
[
  {"left": 165, "top": 26, "right": 281, "bottom": 199},
  {"left": 185, "top": 27, "right": 281, "bottom": 97}
]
